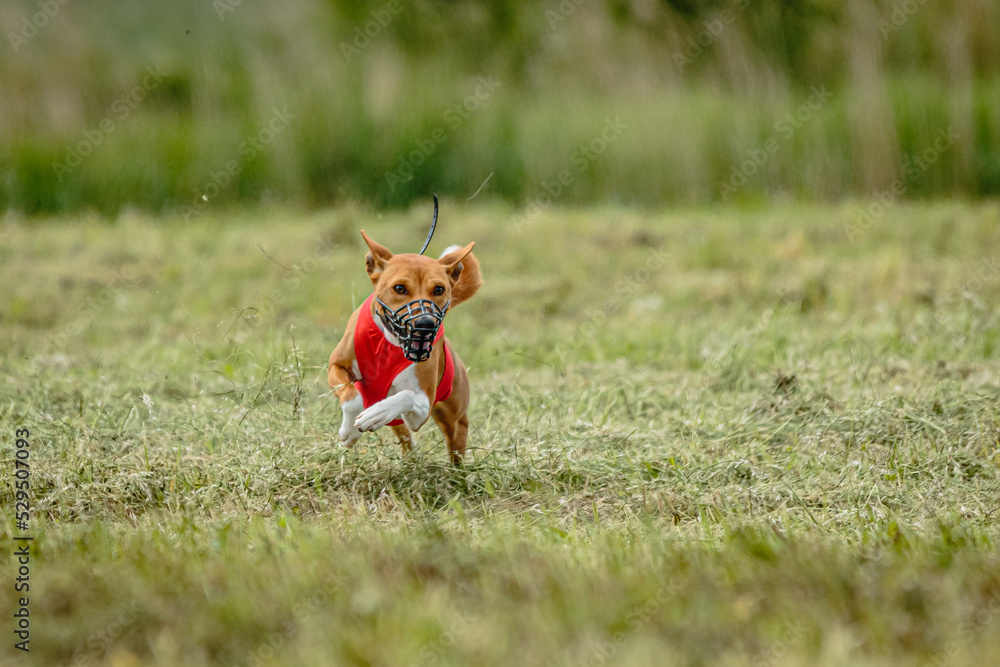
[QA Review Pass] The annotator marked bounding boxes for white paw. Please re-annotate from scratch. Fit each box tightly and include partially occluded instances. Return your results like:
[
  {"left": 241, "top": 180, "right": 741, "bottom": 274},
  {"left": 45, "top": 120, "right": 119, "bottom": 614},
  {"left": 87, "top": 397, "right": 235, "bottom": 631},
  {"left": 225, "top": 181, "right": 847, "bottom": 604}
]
[
  {"left": 338, "top": 394, "right": 364, "bottom": 444},
  {"left": 355, "top": 403, "right": 400, "bottom": 432},
  {"left": 338, "top": 422, "right": 353, "bottom": 440},
  {"left": 338, "top": 424, "right": 362, "bottom": 447}
]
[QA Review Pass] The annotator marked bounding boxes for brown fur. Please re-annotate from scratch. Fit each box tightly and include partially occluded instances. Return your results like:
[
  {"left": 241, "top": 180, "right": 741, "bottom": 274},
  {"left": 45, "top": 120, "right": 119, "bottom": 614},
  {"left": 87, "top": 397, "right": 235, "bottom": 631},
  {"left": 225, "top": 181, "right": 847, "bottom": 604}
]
[{"left": 328, "top": 230, "right": 482, "bottom": 463}]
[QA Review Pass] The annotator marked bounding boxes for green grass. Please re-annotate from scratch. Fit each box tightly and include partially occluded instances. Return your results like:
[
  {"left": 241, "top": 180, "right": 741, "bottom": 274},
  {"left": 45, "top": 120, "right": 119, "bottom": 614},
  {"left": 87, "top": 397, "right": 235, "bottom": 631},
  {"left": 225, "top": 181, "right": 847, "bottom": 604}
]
[
  {"left": 2, "top": 200, "right": 1000, "bottom": 666},
  {"left": 2, "top": 0, "right": 999, "bottom": 213}
]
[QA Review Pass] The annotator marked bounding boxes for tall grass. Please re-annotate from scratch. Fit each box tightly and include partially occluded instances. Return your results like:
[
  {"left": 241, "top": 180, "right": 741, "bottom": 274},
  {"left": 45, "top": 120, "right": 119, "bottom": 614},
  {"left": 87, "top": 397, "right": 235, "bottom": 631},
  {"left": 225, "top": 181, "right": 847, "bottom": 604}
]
[{"left": 1, "top": 0, "right": 998, "bottom": 215}]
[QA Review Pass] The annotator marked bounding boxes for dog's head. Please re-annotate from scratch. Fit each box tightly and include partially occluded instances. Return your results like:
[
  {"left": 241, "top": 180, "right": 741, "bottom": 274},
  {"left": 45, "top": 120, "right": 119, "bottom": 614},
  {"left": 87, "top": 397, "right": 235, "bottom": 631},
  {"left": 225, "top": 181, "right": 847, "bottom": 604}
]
[{"left": 360, "top": 230, "right": 475, "bottom": 362}]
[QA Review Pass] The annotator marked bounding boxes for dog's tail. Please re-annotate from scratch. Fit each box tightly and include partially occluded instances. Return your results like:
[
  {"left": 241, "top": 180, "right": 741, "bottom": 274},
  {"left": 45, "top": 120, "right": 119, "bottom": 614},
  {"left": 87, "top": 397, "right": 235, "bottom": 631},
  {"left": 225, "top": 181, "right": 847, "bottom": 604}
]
[{"left": 440, "top": 244, "right": 482, "bottom": 307}]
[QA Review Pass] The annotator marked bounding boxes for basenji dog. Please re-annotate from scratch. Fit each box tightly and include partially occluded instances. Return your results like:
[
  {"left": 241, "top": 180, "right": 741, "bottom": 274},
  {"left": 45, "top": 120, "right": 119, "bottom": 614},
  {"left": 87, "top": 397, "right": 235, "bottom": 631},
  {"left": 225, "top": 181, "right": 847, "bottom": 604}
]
[{"left": 328, "top": 231, "right": 481, "bottom": 463}]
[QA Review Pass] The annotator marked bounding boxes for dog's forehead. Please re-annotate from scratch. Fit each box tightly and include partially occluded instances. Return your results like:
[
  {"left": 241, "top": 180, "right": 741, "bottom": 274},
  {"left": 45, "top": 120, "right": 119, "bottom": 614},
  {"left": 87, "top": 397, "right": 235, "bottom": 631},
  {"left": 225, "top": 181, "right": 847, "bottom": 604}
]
[{"left": 381, "top": 254, "right": 447, "bottom": 283}]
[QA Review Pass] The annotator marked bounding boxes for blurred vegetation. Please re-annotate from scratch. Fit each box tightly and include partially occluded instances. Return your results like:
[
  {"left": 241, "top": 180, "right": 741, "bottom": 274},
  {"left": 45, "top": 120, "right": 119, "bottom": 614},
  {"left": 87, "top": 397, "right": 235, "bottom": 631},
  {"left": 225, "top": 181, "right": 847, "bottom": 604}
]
[{"left": 1, "top": 0, "right": 999, "bottom": 215}]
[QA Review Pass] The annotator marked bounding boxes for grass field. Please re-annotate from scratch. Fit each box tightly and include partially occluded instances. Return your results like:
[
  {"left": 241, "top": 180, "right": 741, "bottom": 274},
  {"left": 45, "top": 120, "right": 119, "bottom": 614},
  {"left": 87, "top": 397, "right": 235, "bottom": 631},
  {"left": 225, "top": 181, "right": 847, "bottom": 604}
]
[{"left": 2, "top": 200, "right": 1000, "bottom": 666}]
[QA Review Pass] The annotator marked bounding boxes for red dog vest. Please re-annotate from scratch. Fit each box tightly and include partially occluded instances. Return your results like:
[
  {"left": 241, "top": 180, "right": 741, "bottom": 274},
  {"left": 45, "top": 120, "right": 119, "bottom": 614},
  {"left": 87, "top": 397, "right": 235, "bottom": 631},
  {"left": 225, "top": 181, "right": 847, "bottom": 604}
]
[{"left": 353, "top": 294, "right": 455, "bottom": 426}]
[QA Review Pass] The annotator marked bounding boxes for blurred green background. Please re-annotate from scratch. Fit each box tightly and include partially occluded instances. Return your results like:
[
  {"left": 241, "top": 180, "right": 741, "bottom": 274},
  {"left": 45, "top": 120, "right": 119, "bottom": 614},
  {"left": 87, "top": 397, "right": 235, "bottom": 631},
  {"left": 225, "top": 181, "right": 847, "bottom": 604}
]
[{"left": 2, "top": 0, "right": 998, "bottom": 216}]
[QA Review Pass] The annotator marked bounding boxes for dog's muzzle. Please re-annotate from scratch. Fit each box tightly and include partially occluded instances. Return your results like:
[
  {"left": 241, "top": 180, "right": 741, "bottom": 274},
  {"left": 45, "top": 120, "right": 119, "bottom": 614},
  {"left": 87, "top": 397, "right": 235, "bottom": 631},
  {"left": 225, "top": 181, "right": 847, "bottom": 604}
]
[{"left": 376, "top": 297, "right": 449, "bottom": 362}]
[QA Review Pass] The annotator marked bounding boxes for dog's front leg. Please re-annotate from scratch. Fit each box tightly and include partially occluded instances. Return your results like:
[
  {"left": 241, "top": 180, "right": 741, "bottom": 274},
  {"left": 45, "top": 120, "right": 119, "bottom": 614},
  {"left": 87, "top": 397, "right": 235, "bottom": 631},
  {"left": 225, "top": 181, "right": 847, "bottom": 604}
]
[
  {"left": 354, "top": 390, "right": 429, "bottom": 433},
  {"left": 338, "top": 393, "right": 364, "bottom": 447},
  {"left": 329, "top": 349, "right": 364, "bottom": 447},
  {"left": 355, "top": 365, "right": 431, "bottom": 432}
]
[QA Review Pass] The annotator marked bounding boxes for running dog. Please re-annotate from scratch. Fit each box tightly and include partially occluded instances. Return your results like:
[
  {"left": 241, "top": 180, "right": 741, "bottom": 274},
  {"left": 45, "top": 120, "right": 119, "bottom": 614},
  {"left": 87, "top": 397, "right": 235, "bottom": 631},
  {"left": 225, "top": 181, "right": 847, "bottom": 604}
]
[{"left": 328, "top": 231, "right": 481, "bottom": 463}]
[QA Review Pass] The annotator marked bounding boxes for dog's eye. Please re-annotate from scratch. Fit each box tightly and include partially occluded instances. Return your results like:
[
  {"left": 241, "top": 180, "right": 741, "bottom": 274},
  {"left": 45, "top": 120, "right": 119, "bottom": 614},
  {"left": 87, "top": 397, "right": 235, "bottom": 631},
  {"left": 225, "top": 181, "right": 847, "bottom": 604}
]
[
  {"left": 394, "top": 284, "right": 406, "bottom": 294},
  {"left": 433, "top": 286, "right": 445, "bottom": 296}
]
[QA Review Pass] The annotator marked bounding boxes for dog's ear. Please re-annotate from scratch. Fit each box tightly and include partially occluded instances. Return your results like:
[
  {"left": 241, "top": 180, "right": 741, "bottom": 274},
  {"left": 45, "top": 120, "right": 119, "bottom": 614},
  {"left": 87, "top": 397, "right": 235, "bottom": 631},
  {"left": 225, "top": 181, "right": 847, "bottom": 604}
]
[
  {"left": 361, "top": 230, "right": 393, "bottom": 283},
  {"left": 438, "top": 242, "right": 475, "bottom": 284}
]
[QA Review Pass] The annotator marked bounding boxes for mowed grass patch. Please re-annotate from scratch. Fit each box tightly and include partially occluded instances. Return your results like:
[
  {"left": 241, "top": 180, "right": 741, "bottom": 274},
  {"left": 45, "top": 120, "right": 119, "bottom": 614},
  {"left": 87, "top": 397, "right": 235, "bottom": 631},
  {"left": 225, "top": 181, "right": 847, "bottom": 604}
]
[
  {"left": 12, "top": 515, "right": 1000, "bottom": 667},
  {"left": 2, "top": 201, "right": 1000, "bottom": 666}
]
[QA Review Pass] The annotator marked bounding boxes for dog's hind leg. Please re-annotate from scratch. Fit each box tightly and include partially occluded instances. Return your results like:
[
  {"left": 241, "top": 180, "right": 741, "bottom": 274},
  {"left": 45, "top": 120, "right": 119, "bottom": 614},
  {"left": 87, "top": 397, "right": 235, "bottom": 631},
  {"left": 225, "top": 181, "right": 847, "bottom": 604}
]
[
  {"left": 432, "top": 412, "right": 468, "bottom": 465},
  {"left": 390, "top": 423, "right": 414, "bottom": 455},
  {"left": 431, "top": 347, "right": 471, "bottom": 464}
]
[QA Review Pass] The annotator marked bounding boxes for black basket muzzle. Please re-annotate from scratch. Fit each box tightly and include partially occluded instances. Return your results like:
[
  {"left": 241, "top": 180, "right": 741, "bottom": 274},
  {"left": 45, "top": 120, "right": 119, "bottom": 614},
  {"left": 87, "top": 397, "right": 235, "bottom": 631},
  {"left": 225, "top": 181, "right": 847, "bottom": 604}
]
[{"left": 376, "top": 297, "right": 450, "bottom": 362}]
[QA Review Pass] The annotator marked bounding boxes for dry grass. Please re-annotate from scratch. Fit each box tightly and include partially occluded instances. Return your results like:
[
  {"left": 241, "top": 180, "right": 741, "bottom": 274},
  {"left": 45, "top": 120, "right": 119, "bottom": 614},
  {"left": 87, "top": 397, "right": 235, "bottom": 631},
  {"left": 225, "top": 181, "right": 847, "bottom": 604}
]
[{"left": 2, "top": 200, "right": 1000, "bottom": 665}]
